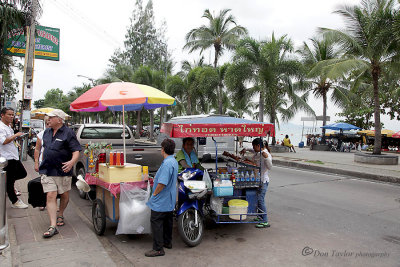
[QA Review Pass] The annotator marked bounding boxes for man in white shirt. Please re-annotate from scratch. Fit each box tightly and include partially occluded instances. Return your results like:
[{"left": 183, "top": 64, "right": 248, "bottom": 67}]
[{"left": 0, "top": 107, "right": 28, "bottom": 208}]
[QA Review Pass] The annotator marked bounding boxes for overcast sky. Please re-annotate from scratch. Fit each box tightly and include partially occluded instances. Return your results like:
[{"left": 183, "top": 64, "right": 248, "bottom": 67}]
[{"left": 15, "top": 0, "right": 399, "bottom": 130}]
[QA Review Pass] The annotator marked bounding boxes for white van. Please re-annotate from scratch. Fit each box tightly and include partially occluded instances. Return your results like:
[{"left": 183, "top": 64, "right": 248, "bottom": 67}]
[{"left": 159, "top": 115, "right": 236, "bottom": 160}]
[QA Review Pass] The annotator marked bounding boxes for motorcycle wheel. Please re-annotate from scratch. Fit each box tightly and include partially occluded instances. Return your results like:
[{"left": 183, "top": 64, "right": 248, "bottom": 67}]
[{"left": 177, "top": 208, "right": 204, "bottom": 247}]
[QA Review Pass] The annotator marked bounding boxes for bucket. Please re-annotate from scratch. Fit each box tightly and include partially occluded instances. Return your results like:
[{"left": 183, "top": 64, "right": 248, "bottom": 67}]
[
  {"left": 222, "top": 206, "right": 229, "bottom": 214},
  {"left": 228, "top": 199, "right": 248, "bottom": 220},
  {"left": 298, "top": 141, "right": 304, "bottom": 148}
]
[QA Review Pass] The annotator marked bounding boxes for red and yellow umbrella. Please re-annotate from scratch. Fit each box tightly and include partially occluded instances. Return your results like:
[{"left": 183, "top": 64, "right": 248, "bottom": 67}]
[
  {"left": 70, "top": 82, "right": 176, "bottom": 163},
  {"left": 70, "top": 82, "right": 175, "bottom": 112}
]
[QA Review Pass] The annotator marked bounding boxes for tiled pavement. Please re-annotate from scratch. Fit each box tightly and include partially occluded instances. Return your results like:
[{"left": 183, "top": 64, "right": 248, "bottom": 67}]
[{"left": 2, "top": 157, "right": 116, "bottom": 267}]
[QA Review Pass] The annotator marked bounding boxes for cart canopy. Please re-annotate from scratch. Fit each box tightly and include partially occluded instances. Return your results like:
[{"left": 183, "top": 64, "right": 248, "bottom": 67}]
[{"left": 161, "top": 115, "right": 275, "bottom": 138}]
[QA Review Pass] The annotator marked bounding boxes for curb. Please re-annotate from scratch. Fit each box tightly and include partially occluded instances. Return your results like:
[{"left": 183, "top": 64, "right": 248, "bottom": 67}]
[{"left": 273, "top": 159, "right": 400, "bottom": 184}]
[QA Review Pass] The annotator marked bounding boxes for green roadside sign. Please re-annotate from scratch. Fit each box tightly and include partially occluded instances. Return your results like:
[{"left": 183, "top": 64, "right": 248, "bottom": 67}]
[{"left": 3, "top": 25, "right": 60, "bottom": 61}]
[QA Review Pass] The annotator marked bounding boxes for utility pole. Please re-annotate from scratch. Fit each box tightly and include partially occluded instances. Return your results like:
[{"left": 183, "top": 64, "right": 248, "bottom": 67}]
[{"left": 21, "top": 0, "right": 38, "bottom": 160}]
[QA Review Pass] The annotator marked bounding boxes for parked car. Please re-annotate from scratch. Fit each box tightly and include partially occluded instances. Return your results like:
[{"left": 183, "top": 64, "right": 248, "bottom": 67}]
[{"left": 71, "top": 124, "right": 163, "bottom": 198}]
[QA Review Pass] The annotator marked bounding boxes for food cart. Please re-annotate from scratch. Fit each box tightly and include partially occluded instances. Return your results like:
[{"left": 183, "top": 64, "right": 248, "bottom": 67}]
[
  {"left": 161, "top": 115, "right": 275, "bottom": 245},
  {"left": 69, "top": 81, "right": 176, "bottom": 236},
  {"left": 84, "top": 163, "right": 151, "bottom": 235}
]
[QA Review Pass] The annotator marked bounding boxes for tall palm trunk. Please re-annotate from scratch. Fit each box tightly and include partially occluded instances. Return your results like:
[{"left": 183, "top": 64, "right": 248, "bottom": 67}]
[
  {"left": 270, "top": 110, "right": 276, "bottom": 145},
  {"left": 0, "top": 44, "right": 4, "bottom": 107},
  {"left": 372, "top": 67, "right": 381, "bottom": 155},
  {"left": 213, "top": 45, "right": 223, "bottom": 114},
  {"left": 135, "top": 110, "right": 142, "bottom": 139},
  {"left": 218, "top": 84, "right": 223, "bottom": 114},
  {"left": 149, "top": 110, "right": 154, "bottom": 142},
  {"left": 187, "top": 95, "right": 192, "bottom": 115},
  {"left": 258, "top": 90, "right": 264, "bottom": 122},
  {"left": 321, "top": 91, "right": 327, "bottom": 144}
]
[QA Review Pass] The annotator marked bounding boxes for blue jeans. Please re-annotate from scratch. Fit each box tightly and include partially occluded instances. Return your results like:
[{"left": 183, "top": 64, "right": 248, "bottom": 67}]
[{"left": 257, "top": 182, "right": 268, "bottom": 222}]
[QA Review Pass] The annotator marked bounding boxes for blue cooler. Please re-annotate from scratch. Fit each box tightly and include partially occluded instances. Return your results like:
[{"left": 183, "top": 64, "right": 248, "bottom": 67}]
[
  {"left": 213, "top": 186, "right": 233, "bottom": 197},
  {"left": 298, "top": 141, "right": 304, "bottom": 148}
]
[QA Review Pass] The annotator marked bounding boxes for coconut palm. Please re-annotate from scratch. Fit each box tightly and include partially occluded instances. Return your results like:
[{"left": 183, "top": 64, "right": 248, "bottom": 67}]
[
  {"left": 226, "top": 35, "right": 315, "bottom": 144},
  {"left": 314, "top": 0, "right": 399, "bottom": 154},
  {"left": 184, "top": 9, "right": 247, "bottom": 113},
  {"left": 298, "top": 36, "right": 350, "bottom": 139},
  {"left": 167, "top": 65, "right": 218, "bottom": 116}
]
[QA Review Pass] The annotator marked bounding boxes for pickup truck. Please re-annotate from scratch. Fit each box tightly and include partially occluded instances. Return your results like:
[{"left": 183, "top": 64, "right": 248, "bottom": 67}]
[{"left": 71, "top": 124, "right": 163, "bottom": 188}]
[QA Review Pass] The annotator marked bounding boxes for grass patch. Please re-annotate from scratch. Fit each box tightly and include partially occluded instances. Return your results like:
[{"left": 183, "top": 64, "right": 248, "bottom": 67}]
[{"left": 305, "top": 160, "right": 324, "bottom": 165}]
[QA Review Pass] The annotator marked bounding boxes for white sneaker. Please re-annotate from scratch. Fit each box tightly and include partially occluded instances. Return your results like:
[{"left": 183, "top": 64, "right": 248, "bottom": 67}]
[{"left": 11, "top": 199, "right": 29, "bottom": 209}]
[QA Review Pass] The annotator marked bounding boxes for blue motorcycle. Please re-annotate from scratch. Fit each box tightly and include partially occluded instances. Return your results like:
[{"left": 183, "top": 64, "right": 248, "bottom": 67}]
[{"left": 176, "top": 169, "right": 207, "bottom": 247}]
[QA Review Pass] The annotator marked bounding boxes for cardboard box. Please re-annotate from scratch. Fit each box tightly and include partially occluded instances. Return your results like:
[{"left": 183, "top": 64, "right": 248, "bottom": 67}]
[
  {"left": 96, "top": 186, "right": 119, "bottom": 221},
  {"left": 98, "top": 163, "right": 142, "bottom": 183}
]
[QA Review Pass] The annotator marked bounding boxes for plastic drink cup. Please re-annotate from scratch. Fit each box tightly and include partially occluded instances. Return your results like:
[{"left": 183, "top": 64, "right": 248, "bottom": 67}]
[{"left": 120, "top": 152, "right": 124, "bottom": 165}]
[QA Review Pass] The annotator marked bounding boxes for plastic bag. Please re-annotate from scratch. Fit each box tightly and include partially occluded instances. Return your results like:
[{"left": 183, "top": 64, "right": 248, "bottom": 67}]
[
  {"left": 116, "top": 182, "right": 151, "bottom": 235},
  {"left": 210, "top": 195, "right": 223, "bottom": 214},
  {"left": 203, "top": 169, "right": 212, "bottom": 190}
]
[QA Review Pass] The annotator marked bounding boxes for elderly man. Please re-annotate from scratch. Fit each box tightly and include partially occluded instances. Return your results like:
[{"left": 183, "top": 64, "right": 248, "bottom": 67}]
[
  {"left": 39, "top": 109, "right": 81, "bottom": 238},
  {"left": 0, "top": 107, "right": 28, "bottom": 208}
]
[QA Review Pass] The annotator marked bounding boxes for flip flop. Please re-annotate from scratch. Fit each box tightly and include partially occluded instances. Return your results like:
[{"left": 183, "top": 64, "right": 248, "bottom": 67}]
[
  {"left": 56, "top": 216, "right": 65, "bottom": 227},
  {"left": 43, "top": 226, "right": 58, "bottom": 238}
]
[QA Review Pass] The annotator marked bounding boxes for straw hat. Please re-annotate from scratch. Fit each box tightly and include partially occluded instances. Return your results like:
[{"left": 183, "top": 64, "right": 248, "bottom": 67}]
[{"left": 76, "top": 175, "right": 90, "bottom": 193}]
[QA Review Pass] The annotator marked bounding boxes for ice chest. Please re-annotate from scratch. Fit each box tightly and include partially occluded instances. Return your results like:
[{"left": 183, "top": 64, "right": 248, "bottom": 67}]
[
  {"left": 99, "top": 163, "right": 142, "bottom": 183},
  {"left": 96, "top": 186, "right": 120, "bottom": 221},
  {"left": 213, "top": 186, "right": 233, "bottom": 197}
]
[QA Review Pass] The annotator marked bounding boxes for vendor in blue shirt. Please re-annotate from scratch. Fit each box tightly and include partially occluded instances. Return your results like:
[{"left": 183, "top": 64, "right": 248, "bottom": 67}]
[
  {"left": 145, "top": 138, "right": 178, "bottom": 257},
  {"left": 175, "top": 137, "right": 204, "bottom": 173}
]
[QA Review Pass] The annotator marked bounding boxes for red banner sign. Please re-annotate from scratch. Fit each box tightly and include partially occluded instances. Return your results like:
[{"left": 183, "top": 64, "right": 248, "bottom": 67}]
[{"left": 161, "top": 123, "right": 275, "bottom": 138}]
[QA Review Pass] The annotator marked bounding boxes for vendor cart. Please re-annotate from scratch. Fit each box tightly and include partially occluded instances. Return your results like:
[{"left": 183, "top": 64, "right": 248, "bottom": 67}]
[
  {"left": 85, "top": 172, "right": 151, "bottom": 235},
  {"left": 161, "top": 115, "right": 275, "bottom": 245}
]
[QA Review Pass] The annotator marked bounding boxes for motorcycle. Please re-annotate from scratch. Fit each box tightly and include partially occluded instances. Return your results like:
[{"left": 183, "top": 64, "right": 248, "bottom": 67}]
[{"left": 176, "top": 168, "right": 207, "bottom": 247}]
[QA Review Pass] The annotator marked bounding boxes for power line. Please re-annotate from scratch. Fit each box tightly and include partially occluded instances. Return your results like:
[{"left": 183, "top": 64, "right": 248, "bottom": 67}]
[{"left": 47, "top": 0, "right": 122, "bottom": 48}]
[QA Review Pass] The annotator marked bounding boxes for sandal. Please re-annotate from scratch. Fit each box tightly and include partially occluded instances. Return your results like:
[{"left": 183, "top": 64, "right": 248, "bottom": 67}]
[
  {"left": 43, "top": 226, "right": 58, "bottom": 238},
  {"left": 56, "top": 216, "right": 65, "bottom": 226}
]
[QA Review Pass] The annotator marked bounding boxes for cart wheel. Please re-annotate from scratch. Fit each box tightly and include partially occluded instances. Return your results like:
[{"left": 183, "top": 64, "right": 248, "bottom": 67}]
[
  {"left": 178, "top": 208, "right": 204, "bottom": 247},
  {"left": 92, "top": 199, "right": 106, "bottom": 235}
]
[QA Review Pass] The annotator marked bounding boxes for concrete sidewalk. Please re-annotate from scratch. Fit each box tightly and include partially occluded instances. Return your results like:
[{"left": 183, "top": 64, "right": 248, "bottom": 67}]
[
  {"left": 1, "top": 157, "right": 115, "bottom": 267},
  {"left": 272, "top": 148, "right": 400, "bottom": 183}
]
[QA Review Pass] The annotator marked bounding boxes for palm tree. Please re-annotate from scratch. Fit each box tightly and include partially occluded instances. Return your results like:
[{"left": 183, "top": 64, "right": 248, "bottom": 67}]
[
  {"left": 315, "top": 0, "right": 398, "bottom": 154},
  {"left": 184, "top": 9, "right": 247, "bottom": 113},
  {"left": 167, "top": 64, "right": 218, "bottom": 116},
  {"left": 298, "top": 36, "right": 349, "bottom": 139},
  {"left": 226, "top": 35, "right": 314, "bottom": 144}
]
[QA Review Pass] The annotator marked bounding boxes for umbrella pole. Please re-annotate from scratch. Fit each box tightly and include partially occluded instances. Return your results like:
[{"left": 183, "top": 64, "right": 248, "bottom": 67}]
[{"left": 123, "top": 105, "right": 126, "bottom": 165}]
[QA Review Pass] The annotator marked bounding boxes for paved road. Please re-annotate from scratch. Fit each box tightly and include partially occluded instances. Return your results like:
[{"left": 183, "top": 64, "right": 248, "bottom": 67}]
[{"left": 70, "top": 165, "right": 400, "bottom": 267}]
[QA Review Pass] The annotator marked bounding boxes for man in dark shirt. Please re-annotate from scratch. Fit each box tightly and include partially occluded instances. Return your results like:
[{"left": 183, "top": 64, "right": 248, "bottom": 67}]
[{"left": 39, "top": 109, "right": 81, "bottom": 238}]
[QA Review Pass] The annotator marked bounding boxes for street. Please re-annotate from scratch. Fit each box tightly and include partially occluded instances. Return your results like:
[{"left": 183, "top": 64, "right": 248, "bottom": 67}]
[{"left": 70, "top": 164, "right": 400, "bottom": 267}]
